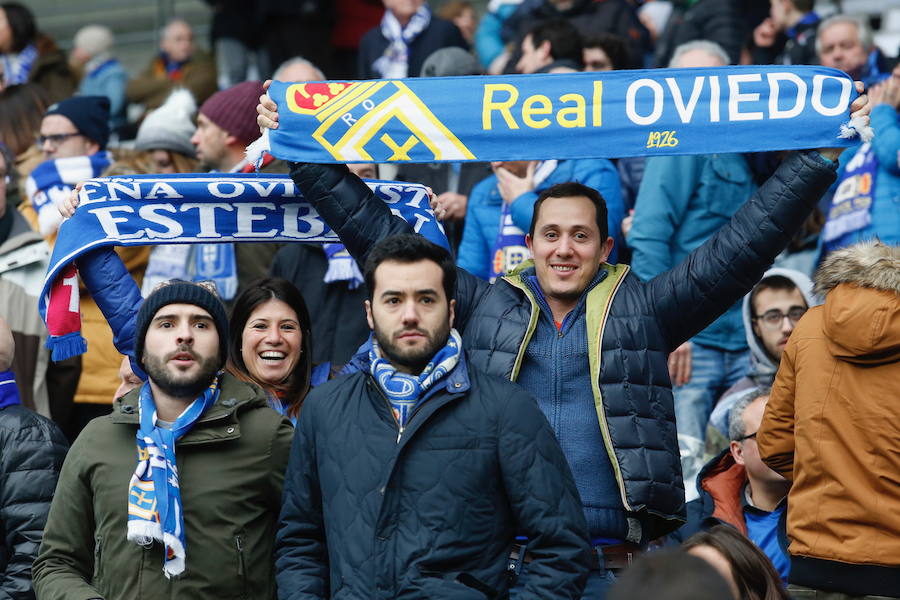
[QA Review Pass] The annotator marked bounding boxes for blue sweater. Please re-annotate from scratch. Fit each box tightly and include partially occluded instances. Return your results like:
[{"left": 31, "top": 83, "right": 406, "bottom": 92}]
[{"left": 515, "top": 269, "right": 626, "bottom": 541}]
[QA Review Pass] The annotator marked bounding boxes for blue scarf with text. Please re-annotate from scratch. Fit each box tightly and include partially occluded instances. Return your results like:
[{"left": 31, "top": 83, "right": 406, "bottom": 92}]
[
  {"left": 40, "top": 174, "right": 448, "bottom": 362},
  {"left": 127, "top": 378, "right": 220, "bottom": 578},
  {"left": 252, "top": 66, "right": 866, "bottom": 165}
]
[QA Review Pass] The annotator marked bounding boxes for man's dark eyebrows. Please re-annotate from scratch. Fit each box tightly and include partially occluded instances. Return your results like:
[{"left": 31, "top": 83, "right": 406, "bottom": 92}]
[
  {"left": 152, "top": 313, "right": 213, "bottom": 322},
  {"left": 416, "top": 289, "right": 439, "bottom": 296}
]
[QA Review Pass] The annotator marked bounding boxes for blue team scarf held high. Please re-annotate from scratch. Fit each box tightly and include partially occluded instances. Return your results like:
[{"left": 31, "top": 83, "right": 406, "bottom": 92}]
[
  {"left": 39, "top": 174, "right": 448, "bottom": 362},
  {"left": 0, "top": 371, "right": 21, "bottom": 410},
  {"left": 822, "top": 142, "right": 878, "bottom": 254},
  {"left": 252, "top": 66, "right": 867, "bottom": 166},
  {"left": 127, "top": 377, "right": 220, "bottom": 578},
  {"left": 369, "top": 328, "right": 462, "bottom": 429}
]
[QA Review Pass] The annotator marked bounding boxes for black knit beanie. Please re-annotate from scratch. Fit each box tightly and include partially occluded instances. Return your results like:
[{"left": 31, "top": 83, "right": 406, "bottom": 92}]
[
  {"left": 134, "top": 280, "right": 229, "bottom": 368},
  {"left": 45, "top": 96, "right": 111, "bottom": 149}
]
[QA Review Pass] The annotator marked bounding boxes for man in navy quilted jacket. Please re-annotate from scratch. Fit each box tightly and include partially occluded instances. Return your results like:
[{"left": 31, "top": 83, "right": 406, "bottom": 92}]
[
  {"left": 259, "top": 83, "right": 868, "bottom": 599},
  {"left": 276, "top": 234, "right": 591, "bottom": 600}
]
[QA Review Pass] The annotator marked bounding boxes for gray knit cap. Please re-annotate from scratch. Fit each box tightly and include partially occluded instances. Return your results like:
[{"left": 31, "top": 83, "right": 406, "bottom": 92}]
[
  {"left": 134, "top": 88, "right": 197, "bottom": 157},
  {"left": 420, "top": 47, "right": 482, "bottom": 77}
]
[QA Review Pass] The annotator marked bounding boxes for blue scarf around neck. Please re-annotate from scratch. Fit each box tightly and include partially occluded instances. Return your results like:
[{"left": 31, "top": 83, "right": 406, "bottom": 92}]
[
  {"left": 127, "top": 377, "right": 220, "bottom": 578},
  {"left": 369, "top": 328, "right": 462, "bottom": 429}
]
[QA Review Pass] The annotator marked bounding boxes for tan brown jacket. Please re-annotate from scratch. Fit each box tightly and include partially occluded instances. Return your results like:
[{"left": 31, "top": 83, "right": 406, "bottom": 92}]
[{"left": 758, "top": 241, "right": 900, "bottom": 596}]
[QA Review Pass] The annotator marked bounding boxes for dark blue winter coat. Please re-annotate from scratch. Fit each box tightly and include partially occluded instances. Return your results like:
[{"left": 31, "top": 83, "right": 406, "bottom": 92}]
[
  {"left": 275, "top": 352, "right": 591, "bottom": 600},
  {"left": 286, "top": 151, "right": 837, "bottom": 544}
]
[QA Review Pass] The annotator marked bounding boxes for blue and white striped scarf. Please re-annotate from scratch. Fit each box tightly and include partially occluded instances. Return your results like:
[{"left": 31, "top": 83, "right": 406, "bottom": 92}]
[
  {"left": 1, "top": 44, "right": 37, "bottom": 86},
  {"left": 369, "top": 328, "right": 461, "bottom": 428},
  {"left": 127, "top": 377, "right": 220, "bottom": 578},
  {"left": 372, "top": 4, "right": 432, "bottom": 79},
  {"left": 25, "top": 152, "right": 112, "bottom": 237}
]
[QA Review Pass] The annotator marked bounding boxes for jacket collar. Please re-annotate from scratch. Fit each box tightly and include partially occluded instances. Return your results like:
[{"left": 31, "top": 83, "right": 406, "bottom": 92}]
[
  {"left": 353, "top": 336, "right": 472, "bottom": 396},
  {"left": 110, "top": 373, "right": 268, "bottom": 443},
  {"left": 696, "top": 448, "right": 748, "bottom": 535}
]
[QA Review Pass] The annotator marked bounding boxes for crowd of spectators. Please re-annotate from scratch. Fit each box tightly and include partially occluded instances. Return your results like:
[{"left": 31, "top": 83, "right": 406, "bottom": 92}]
[{"left": 0, "top": 0, "right": 897, "bottom": 599}]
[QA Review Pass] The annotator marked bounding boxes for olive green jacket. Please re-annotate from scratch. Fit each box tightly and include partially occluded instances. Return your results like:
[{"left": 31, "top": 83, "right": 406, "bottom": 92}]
[{"left": 33, "top": 373, "right": 293, "bottom": 600}]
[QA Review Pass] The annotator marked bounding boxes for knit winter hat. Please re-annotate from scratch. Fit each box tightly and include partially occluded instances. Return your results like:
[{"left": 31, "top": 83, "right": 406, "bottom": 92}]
[
  {"left": 198, "top": 80, "right": 264, "bottom": 147},
  {"left": 420, "top": 47, "right": 482, "bottom": 77},
  {"left": 45, "top": 96, "right": 111, "bottom": 149},
  {"left": 134, "top": 88, "right": 197, "bottom": 157},
  {"left": 73, "top": 25, "right": 114, "bottom": 58},
  {"left": 135, "top": 280, "right": 229, "bottom": 369}
]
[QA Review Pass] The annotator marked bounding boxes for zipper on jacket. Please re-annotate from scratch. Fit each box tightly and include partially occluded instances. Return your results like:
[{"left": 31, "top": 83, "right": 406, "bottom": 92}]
[
  {"left": 92, "top": 535, "right": 102, "bottom": 584},
  {"left": 587, "top": 265, "right": 633, "bottom": 512},
  {"left": 235, "top": 534, "right": 249, "bottom": 599},
  {"left": 371, "top": 379, "right": 427, "bottom": 444}
]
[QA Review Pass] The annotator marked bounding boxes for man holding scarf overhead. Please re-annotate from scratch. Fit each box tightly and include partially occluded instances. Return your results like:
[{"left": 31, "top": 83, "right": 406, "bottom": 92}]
[
  {"left": 33, "top": 280, "right": 293, "bottom": 600},
  {"left": 257, "top": 75, "right": 869, "bottom": 598}
]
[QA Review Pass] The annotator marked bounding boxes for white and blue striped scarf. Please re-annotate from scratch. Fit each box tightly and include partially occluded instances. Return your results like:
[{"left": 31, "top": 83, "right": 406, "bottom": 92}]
[
  {"left": 127, "top": 377, "right": 220, "bottom": 578},
  {"left": 25, "top": 152, "right": 112, "bottom": 237},
  {"left": 369, "top": 328, "right": 461, "bottom": 428},
  {"left": 0, "top": 44, "right": 37, "bottom": 86},
  {"left": 372, "top": 3, "right": 432, "bottom": 79}
]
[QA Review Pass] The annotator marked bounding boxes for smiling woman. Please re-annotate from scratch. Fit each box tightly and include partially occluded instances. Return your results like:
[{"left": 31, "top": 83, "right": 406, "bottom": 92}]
[{"left": 226, "top": 278, "right": 314, "bottom": 422}]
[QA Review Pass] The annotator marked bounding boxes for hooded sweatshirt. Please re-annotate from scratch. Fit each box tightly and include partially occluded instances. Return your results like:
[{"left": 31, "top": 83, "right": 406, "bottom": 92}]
[{"left": 708, "top": 268, "right": 819, "bottom": 438}]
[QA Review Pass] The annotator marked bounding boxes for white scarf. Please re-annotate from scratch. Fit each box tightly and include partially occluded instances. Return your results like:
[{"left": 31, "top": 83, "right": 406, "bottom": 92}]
[{"left": 372, "top": 4, "right": 432, "bottom": 79}]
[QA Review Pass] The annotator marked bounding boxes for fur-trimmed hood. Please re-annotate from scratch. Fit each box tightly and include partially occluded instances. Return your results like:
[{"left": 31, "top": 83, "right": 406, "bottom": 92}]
[
  {"left": 814, "top": 241, "right": 900, "bottom": 363},
  {"left": 814, "top": 241, "right": 900, "bottom": 296}
]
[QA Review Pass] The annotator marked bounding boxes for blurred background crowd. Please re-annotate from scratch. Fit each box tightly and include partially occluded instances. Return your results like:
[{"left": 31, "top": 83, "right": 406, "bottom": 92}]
[{"left": 0, "top": 1, "right": 898, "bottom": 597}]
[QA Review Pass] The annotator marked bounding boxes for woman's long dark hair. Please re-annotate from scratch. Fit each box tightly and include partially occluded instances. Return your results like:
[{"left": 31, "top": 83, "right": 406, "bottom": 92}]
[
  {"left": 227, "top": 278, "right": 313, "bottom": 418},
  {"left": 0, "top": 3, "right": 36, "bottom": 53},
  {"left": 683, "top": 525, "right": 789, "bottom": 600}
]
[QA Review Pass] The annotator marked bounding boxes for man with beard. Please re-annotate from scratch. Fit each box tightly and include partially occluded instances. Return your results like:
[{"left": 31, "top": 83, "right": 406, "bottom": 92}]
[
  {"left": 276, "top": 234, "right": 591, "bottom": 600},
  {"left": 33, "top": 280, "right": 293, "bottom": 600}
]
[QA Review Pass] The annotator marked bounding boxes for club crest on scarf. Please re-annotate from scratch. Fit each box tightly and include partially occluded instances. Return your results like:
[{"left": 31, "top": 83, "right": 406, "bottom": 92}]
[
  {"left": 369, "top": 329, "right": 462, "bottom": 429},
  {"left": 127, "top": 378, "right": 220, "bottom": 577},
  {"left": 283, "top": 79, "right": 475, "bottom": 163}
]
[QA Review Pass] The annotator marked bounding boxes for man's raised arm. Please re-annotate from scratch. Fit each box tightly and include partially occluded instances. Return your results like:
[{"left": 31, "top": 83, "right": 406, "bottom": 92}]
[{"left": 646, "top": 86, "right": 869, "bottom": 351}]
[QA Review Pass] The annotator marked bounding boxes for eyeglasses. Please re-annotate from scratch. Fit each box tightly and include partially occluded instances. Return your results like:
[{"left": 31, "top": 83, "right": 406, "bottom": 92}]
[
  {"left": 753, "top": 307, "right": 807, "bottom": 330},
  {"left": 36, "top": 132, "right": 81, "bottom": 148},
  {"left": 738, "top": 431, "right": 757, "bottom": 442}
]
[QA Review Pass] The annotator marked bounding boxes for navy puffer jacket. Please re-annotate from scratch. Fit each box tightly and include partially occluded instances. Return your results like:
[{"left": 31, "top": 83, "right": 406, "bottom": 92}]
[
  {"left": 288, "top": 151, "right": 837, "bottom": 541},
  {"left": 276, "top": 356, "right": 590, "bottom": 600},
  {"left": 0, "top": 405, "right": 68, "bottom": 599}
]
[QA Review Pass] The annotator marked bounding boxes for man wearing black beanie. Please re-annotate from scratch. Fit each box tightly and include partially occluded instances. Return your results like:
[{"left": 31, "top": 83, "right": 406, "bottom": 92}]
[
  {"left": 33, "top": 279, "right": 294, "bottom": 600},
  {"left": 38, "top": 95, "right": 110, "bottom": 161}
]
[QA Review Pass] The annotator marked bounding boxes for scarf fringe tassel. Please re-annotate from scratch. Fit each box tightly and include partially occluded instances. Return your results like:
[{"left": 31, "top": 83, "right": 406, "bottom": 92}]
[{"left": 46, "top": 332, "right": 88, "bottom": 361}]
